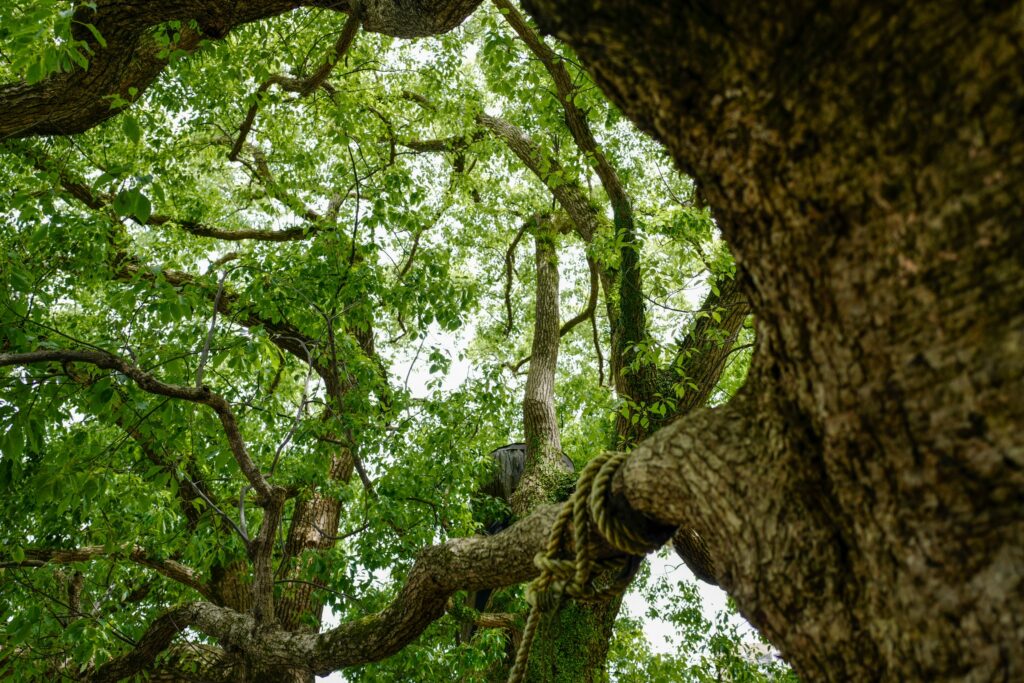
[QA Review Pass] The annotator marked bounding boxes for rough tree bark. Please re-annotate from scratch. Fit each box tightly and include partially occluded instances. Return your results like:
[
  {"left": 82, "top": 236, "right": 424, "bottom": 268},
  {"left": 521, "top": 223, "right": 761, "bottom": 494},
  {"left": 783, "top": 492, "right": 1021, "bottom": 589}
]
[
  {"left": 521, "top": 0, "right": 1024, "bottom": 680},
  {"left": 2, "top": 1, "right": 1021, "bottom": 681}
]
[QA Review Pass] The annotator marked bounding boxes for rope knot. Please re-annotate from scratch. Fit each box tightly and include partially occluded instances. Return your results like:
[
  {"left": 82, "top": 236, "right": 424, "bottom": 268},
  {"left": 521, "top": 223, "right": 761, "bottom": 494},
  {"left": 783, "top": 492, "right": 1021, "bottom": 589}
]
[{"left": 525, "top": 579, "right": 564, "bottom": 612}]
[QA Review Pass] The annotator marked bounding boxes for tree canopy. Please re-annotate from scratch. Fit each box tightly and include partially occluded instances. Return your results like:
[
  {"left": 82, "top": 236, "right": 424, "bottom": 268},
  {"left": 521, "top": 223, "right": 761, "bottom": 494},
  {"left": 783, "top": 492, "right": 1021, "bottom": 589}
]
[
  {"left": 2, "top": 1, "right": 1021, "bottom": 681},
  {"left": 0, "top": 2, "right": 772, "bottom": 680}
]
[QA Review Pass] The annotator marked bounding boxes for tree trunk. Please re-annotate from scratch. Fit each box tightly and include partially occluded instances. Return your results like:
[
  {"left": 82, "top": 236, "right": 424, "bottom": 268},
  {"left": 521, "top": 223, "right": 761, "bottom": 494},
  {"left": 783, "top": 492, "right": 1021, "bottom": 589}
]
[
  {"left": 523, "top": 1, "right": 1024, "bottom": 679},
  {"left": 512, "top": 217, "right": 568, "bottom": 516}
]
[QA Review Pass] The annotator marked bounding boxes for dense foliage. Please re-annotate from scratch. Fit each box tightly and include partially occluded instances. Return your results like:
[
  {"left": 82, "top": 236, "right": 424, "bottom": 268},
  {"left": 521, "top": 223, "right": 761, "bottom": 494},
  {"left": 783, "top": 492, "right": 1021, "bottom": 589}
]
[{"left": 0, "top": 3, "right": 788, "bottom": 680}]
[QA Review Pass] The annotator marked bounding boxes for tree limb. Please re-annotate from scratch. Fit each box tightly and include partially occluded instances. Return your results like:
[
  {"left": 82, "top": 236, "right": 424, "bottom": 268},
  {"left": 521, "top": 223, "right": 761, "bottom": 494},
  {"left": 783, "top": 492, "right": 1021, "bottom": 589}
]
[
  {"left": 87, "top": 603, "right": 205, "bottom": 683},
  {"left": 512, "top": 216, "right": 563, "bottom": 514},
  {"left": 82, "top": 387, "right": 781, "bottom": 679}
]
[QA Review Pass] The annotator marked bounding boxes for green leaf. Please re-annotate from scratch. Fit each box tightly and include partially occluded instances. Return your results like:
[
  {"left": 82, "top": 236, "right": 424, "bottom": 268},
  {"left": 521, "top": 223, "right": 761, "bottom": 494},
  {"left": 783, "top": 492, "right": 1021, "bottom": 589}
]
[
  {"left": 67, "top": 45, "right": 89, "bottom": 70},
  {"left": 113, "top": 188, "right": 134, "bottom": 215},
  {"left": 122, "top": 115, "right": 141, "bottom": 144},
  {"left": 82, "top": 22, "right": 107, "bottom": 48},
  {"left": 132, "top": 191, "right": 152, "bottom": 224}
]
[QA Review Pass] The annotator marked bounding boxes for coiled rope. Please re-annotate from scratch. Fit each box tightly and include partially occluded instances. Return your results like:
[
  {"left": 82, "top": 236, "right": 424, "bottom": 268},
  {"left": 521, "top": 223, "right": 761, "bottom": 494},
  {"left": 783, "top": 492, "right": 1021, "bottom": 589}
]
[{"left": 506, "top": 451, "right": 659, "bottom": 683}]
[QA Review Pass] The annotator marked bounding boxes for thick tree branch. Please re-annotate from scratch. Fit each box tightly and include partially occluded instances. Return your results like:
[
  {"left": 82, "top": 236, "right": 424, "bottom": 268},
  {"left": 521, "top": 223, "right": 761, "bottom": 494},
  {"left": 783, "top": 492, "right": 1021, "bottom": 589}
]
[
  {"left": 511, "top": 217, "right": 563, "bottom": 514},
  {"left": 155, "top": 218, "right": 319, "bottom": 242},
  {"left": 477, "top": 113, "right": 600, "bottom": 243},
  {"left": 87, "top": 603, "right": 205, "bottom": 683},
  {"left": 250, "top": 490, "right": 288, "bottom": 624},
  {"left": 476, "top": 112, "right": 623, "bottom": 372},
  {"left": 399, "top": 131, "right": 487, "bottom": 154},
  {"left": 657, "top": 275, "right": 750, "bottom": 421},
  {"left": 494, "top": 0, "right": 630, "bottom": 214},
  {"left": 86, "top": 495, "right": 668, "bottom": 678},
  {"left": 81, "top": 385, "right": 785, "bottom": 679}
]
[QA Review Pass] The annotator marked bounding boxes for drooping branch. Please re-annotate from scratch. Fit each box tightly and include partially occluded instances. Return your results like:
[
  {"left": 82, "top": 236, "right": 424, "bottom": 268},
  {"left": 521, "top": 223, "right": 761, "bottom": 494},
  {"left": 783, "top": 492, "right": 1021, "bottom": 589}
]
[
  {"left": 0, "top": 0, "right": 484, "bottom": 140},
  {"left": 0, "top": 349, "right": 274, "bottom": 500},
  {"left": 62, "top": 361, "right": 219, "bottom": 531},
  {"left": 1, "top": 546, "right": 215, "bottom": 603},
  {"left": 503, "top": 219, "right": 530, "bottom": 335},
  {"left": 117, "top": 259, "right": 385, "bottom": 503}
]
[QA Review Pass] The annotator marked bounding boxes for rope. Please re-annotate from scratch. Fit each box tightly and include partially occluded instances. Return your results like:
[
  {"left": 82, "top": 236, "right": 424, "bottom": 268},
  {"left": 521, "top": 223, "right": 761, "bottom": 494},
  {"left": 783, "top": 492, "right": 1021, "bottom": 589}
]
[{"left": 506, "top": 451, "right": 659, "bottom": 683}]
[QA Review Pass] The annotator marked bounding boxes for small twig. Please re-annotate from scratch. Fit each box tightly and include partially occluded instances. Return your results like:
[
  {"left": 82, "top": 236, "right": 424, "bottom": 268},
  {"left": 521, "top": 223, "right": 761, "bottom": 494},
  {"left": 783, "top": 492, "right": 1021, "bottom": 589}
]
[
  {"left": 346, "top": 143, "right": 362, "bottom": 271},
  {"left": 310, "top": 520, "right": 370, "bottom": 542},
  {"left": 725, "top": 342, "right": 754, "bottom": 358},
  {"left": 397, "top": 220, "right": 429, "bottom": 281},
  {"left": 269, "top": 351, "right": 316, "bottom": 476},
  {"left": 503, "top": 221, "right": 530, "bottom": 336},
  {"left": 403, "top": 334, "right": 428, "bottom": 390},
  {"left": 238, "top": 484, "right": 252, "bottom": 540},
  {"left": 195, "top": 270, "right": 228, "bottom": 388},
  {"left": 350, "top": 452, "right": 377, "bottom": 497},
  {"left": 185, "top": 477, "right": 249, "bottom": 546}
]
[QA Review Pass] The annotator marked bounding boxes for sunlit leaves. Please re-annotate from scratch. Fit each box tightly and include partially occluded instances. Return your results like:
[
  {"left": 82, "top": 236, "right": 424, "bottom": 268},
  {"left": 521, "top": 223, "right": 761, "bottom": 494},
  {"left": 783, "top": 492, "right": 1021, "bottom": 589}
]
[
  {"left": 0, "top": 1, "right": 98, "bottom": 84},
  {"left": 0, "top": 2, "right": 760, "bottom": 679}
]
